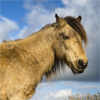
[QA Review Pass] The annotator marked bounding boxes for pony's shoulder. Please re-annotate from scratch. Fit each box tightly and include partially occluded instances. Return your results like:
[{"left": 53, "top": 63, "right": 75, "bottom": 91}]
[
  {"left": 0, "top": 43, "right": 15, "bottom": 51},
  {"left": 0, "top": 43, "right": 20, "bottom": 58}
]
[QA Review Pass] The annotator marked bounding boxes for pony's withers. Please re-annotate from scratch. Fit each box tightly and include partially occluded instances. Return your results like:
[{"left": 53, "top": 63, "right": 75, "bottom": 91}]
[{"left": 0, "top": 14, "right": 88, "bottom": 100}]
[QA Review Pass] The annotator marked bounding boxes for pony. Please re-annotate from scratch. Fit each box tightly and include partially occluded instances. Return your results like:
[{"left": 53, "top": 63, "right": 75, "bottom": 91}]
[{"left": 0, "top": 14, "right": 88, "bottom": 100}]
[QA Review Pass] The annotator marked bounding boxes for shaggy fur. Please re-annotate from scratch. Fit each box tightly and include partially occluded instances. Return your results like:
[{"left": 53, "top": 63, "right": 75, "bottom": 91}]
[
  {"left": 0, "top": 14, "right": 88, "bottom": 100},
  {"left": 64, "top": 16, "right": 88, "bottom": 45},
  {"left": 45, "top": 15, "right": 88, "bottom": 79}
]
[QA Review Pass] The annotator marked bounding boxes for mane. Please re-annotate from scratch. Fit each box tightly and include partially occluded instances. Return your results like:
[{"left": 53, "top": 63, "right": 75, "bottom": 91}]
[
  {"left": 64, "top": 16, "right": 88, "bottom": 45},
  {"left": 40, "top": 22, "right": 59, "bottom": 31},
  {"left": 41, "top": 16, "right": 88, "bottom": 45},
  {"left": 2, "top": 39, "right": 22, "bottom": 43},
  {"left": 45, "top": 16, "right": 88, "bottom": 80}
]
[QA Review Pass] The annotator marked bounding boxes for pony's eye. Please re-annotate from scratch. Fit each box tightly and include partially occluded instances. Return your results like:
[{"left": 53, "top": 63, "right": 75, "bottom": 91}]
[{"left": 63, "top": 36, "right": 70, "bottom": 40}]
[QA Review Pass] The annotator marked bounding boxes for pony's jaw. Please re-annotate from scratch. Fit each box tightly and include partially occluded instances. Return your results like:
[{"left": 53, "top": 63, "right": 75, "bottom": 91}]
[
  {"left": 70, "top": 61, "right": 88, "bottom": 74},
  {"left": 71, "top": 63, "right": 84, "bottom": 74}
]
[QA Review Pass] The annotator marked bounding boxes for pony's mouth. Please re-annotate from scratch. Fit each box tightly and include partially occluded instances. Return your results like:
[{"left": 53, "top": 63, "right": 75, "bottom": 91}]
[{"left": 71, "top": 64, "right": 84, "bottom": 74}]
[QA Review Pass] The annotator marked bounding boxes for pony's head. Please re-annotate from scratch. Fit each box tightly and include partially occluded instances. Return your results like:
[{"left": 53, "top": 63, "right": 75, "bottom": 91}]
[{"left": 45, "top": 14, "right": 88, "bottom": 78}]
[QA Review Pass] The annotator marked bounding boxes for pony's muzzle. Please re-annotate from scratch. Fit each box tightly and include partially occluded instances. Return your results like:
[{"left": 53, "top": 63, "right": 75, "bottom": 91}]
[{"left": 78, "top": 60, "right": 88, "bottom": 70}]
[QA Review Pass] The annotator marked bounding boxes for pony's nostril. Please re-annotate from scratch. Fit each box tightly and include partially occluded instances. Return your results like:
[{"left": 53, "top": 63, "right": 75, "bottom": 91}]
[
  {"left": 78, "top": 60, "right": 84, "bottom": 66},
  {"left": 78, "top": 60, "right": 88, "bottom": 69}
]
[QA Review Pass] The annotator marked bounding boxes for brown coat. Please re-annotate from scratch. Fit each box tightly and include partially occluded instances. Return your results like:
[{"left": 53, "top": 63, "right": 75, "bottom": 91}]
[{"left": 0, "top": 14, "right": 88, "bottom": 100}]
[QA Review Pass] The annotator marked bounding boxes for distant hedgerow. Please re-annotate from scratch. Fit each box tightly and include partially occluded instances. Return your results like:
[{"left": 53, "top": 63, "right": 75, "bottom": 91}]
[{"left": 68, "top": 91, "right": 100, "bottom": 100}]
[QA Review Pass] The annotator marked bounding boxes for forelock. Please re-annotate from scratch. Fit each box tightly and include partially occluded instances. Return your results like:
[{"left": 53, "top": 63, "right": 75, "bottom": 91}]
[{"left": 64, "top": 16, "right": 88, "bottom": 45}]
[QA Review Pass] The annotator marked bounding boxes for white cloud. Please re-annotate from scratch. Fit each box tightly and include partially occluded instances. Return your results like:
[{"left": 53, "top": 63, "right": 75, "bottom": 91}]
[
  {"left": 44, "top": 89, "right": 72, "bottom": 100},
  {"left": 18, "top": 26, "right": 32, "bottom": 38},
  {"left": 61, "top": 0, "right": 88, "bottom": 6},
  {"left": 18, "top": 25, "right": 41, "bottom": 39},
  {"left": 61, "top": 0, "right": 69, "bottom": 5},
  {"left": 72, "top": 0, "right": 88, "bottom": 6},
  {"left": 18, "top": 1, "right": 55, "bottom": 39},
  {"left": 25, "top": 5, "right": 54, "bottom": 27},
  {"left": 0, "top": 15, "right": 18, "bottom": 42},
  {"left": 23, "top": 0, "right": 32, "bottom": 10}
]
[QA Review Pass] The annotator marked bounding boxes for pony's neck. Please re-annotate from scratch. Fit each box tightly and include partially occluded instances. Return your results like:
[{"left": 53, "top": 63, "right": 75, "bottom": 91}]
[{"left": 19, "top": 27, "right": 55, "bottom": 77}]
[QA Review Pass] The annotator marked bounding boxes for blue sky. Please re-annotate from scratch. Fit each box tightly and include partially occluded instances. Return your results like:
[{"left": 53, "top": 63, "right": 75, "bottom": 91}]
[{"left": 0, "top": 0, "right": 100, "bottom": 100}]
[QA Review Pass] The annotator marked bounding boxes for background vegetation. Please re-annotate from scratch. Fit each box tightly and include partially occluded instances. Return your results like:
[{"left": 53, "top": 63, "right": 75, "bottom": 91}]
[{"left": 68, "top": 91, "right": 100, "bottom": 100}]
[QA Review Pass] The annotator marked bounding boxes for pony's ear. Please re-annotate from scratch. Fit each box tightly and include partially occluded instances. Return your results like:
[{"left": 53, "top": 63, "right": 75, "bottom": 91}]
[
  {"left": 77, "top": 15, "right": 82, "bottom": 22},
  {"left": 55, "top": 14, "right": 66, "bottom": 27}
]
